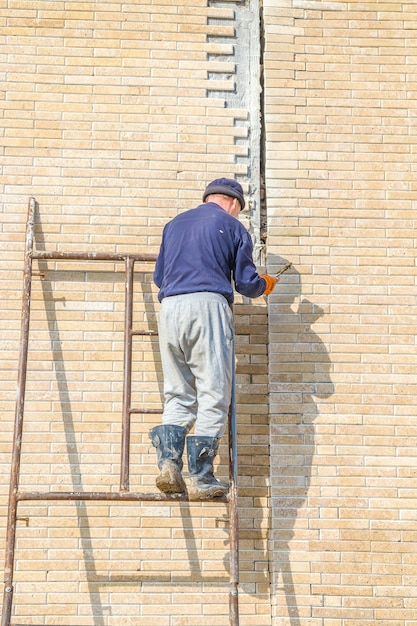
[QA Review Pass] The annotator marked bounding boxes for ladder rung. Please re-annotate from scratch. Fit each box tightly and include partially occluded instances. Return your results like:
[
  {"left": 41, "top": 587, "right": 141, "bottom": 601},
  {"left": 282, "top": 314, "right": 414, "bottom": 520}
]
[
  {"left": 17, "top": 490, "right": 229, "bottom": 503},
  {"left": 129, "top": 408, "right": 163, "bottom": 414}
]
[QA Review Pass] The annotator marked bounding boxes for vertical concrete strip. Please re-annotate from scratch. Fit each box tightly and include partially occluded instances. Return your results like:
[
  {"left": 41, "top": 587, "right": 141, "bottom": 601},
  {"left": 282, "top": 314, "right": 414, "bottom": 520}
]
[{"left": 208, "top": 0, "right": 263, "bottom": 262}]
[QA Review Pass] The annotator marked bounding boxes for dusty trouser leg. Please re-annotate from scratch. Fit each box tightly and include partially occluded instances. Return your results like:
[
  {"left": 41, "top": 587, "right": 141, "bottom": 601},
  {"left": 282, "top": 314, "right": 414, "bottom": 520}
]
[
  {"left": 187, "top": 436, "right": 228, "bottom": 500},
  {"left": 187, "top": 294, "right": 234, "bottom": 438},
  {"left": 149, "top": 424, "right": 187, "bottom": 494},
  {"left": 183, "top": 293, "right": 233, "bottom": 499},
  {"left": 149, "top": 295, "right": 197, "bottom": 493},
  {"left": 157, "top": 295, "right": 199, "bottom": 433}
]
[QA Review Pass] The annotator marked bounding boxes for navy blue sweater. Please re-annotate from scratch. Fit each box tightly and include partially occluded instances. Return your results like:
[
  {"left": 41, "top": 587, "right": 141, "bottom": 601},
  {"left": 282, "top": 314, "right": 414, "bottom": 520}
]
[{"left": 154, "top": 202, "right": 266, "bottom": 304}]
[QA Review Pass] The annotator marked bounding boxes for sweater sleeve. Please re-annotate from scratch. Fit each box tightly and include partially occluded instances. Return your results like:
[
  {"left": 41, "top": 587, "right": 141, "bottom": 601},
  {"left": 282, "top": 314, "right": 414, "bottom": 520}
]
[{"left": 233, "top": 232, "right": 267, "bottom": 299}]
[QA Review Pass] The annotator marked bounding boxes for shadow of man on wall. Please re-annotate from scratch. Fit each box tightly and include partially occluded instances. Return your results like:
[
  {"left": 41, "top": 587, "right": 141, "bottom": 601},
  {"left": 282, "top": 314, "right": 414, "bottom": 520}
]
[{"left": 269, "top": 256, "right": 334, "bottom": 625}]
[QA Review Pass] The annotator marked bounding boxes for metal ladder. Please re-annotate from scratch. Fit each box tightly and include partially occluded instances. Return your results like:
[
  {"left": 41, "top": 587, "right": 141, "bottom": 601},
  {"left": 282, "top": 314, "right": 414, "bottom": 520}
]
[{"left": 1, "top": 197, "right": 239, "bottom": 626}]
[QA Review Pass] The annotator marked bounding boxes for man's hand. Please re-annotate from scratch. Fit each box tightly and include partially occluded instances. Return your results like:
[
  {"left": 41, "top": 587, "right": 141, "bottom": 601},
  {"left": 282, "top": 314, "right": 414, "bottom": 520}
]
[{"left": 261, "top": 274, "right": 278, "bottom": 295}]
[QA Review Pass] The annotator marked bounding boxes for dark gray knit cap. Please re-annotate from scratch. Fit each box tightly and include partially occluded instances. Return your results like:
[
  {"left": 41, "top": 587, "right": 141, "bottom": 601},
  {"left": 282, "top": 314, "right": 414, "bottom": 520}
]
[{"left": 203, "top": 177, "right": 245, "bottom": 210}]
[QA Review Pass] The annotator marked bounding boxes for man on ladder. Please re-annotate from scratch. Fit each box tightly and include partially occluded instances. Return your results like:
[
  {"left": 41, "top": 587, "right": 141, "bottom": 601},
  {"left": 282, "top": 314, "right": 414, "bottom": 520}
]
[{"left": 150, "top": 178, "right": 278, "bottom": 500}]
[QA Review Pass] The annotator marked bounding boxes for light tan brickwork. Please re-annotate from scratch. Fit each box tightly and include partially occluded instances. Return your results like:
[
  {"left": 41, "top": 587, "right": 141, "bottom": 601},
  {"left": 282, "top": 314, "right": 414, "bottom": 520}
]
[
  {"left": 3, "top": 0, "right": 417, "bottom": 624},
  {"left": 264, "top": 1, "right": 417, "bottom": 625},
  {"left": 0, "top": 1, "right": 268, "bottom": 624}
]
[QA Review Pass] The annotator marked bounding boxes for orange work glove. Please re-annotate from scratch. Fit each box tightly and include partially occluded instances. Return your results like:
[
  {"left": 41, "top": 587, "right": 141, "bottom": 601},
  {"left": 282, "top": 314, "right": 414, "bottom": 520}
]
[{"left": 261, "top": 274, "right": 278, "bottom": 295}]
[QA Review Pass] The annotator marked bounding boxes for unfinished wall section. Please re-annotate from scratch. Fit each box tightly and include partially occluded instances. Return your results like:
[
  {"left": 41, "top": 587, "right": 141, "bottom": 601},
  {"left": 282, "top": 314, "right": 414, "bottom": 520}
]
[
  {"left": 208, "top": 0, "right": 264, "bottom": 262},
  {"left": 263, "top": 1, "right": 417, "bottom": 624},
  {"left": 0, "top": 1, "right": 268, "bottom": 624}
]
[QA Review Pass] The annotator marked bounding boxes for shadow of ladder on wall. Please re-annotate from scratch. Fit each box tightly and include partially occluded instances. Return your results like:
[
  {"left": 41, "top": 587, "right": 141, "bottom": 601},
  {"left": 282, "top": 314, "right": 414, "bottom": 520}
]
[{"left": 1, "top": 197, "right": 240, "bottom": 626}]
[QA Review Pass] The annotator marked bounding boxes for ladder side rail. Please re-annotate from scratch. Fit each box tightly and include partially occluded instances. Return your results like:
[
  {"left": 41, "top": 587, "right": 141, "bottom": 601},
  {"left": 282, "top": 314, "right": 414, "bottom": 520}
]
[
  {"left": 120, "top": 257, "right": 135, "bottom": 492},
  {"left": 228, "top": 336, "right": 239, "bottom": 626},
  {"left": 31, "top": 251, "right": 157, "bottom": 262},
  {"left": 2, "top": 198, "right": 36, "bottom": 626}
]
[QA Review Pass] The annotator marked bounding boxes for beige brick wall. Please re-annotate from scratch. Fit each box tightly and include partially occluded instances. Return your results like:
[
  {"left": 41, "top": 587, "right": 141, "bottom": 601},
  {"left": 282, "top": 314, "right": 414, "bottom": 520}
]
[
  {"left": 264, "top": 1, "right": 417, "bottom": 624},
  {"left": 0, "top": 1, "right": 269, "bottom": 624},
  {"left": 3, "top": 0, "right": 416, "bottom": 624}
]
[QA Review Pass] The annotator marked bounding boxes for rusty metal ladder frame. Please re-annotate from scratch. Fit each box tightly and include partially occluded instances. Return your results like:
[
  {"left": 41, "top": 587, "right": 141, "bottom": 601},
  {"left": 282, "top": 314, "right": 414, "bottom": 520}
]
[{"left": 1, "top": 197, "right": 239, "bottom": 626}]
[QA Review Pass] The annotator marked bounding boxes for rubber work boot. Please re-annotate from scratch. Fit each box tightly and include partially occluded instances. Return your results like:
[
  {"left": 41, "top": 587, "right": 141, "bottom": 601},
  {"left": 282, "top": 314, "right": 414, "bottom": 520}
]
[
  {"left": 187, "top": 436, "right": 229, "bottom": 501},
  {"left": 149, "top": 425, "right": 187, "bottom": 494}
]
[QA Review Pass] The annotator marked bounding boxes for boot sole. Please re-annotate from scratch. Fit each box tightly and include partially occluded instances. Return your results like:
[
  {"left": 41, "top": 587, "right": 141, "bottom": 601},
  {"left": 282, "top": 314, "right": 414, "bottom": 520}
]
[
  {"left": 156, "top": 461, "right": 186, "bottom": 494},
  {"left": 188, "top": 485, "right": 229, "bottom": 501}
]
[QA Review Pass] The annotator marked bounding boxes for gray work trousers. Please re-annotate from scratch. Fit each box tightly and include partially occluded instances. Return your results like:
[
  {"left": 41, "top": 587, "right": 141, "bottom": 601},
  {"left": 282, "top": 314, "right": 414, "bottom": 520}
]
[{"left": 158, "top": 292, "right": 234, "bottom": 438}]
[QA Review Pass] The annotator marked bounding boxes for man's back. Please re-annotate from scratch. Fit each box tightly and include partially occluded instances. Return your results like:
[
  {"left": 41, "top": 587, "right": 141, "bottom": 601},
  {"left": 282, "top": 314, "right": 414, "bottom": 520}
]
[{"left": 154, "top": 202, "right": 264, "bottom": 303}]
